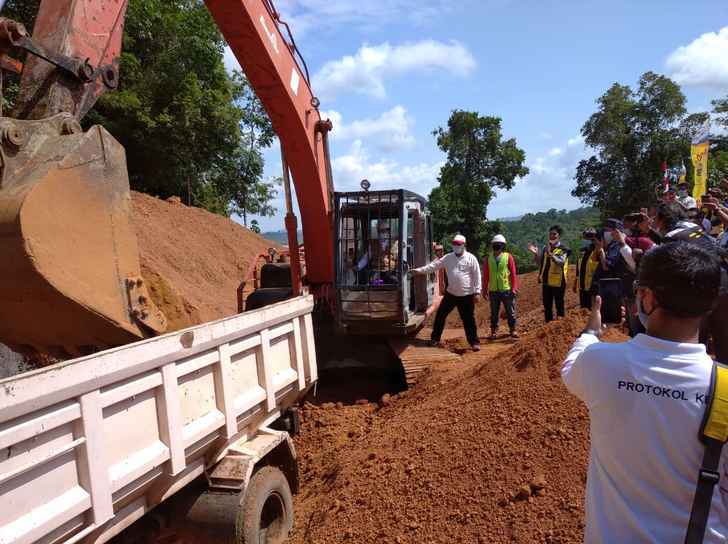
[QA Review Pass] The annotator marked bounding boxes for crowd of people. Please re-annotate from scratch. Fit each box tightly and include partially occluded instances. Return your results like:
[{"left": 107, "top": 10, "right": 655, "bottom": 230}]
[
  {"left": 569, "top": 179, "right": 728, "bottom": 361},
  {"left": 411, "top": 178, "right": 728, "bottom": 541},
  {"left": 561, "top": 177, "right": 728, "bottom": 543}
]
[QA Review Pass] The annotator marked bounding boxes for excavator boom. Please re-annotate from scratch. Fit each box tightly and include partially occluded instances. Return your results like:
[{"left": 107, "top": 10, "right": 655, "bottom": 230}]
[{"left": 0, "top": 0, "right": 333, "bottom": 355}]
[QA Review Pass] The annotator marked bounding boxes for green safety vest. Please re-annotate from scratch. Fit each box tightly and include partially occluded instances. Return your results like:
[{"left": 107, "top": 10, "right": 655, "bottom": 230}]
[{"left": 488, "top": 252, "right": 511, "bottom": 292}]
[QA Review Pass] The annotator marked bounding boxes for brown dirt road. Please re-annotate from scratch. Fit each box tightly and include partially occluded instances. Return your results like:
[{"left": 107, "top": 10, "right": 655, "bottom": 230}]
[{"left": 288, "top": 311, "right": 626, "bottom": 544}]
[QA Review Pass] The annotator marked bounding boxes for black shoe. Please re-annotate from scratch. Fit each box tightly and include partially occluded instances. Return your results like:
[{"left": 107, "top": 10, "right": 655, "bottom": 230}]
[{"left": 429, "top": 339, "right": 443, "bottom": 348}]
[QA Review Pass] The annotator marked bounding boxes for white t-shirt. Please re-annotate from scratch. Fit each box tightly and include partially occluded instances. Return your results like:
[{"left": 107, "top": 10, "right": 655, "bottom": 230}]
[
  {"left": 414, "top": 251, "right": 481, "bottom": 296},
  {"left": 562, "top": 333, "right": 728, "bottom": 543},
  {"left": 679, "top": 194, "right": 698, "bottom": 209}
]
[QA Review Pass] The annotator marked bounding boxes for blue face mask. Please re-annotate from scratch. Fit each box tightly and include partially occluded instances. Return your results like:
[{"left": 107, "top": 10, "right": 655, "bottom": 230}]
[
  {"left": 637, "top": 295, "right": 654, "bottom": 329},
  {"left": 581, "top": 239, "right": 592, "bottom": 249}
]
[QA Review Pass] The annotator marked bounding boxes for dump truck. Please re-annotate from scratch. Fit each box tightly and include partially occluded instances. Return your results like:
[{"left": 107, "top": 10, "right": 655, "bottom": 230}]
[{"left": 0, "top": 296, "right": 317, "bottom": 544}]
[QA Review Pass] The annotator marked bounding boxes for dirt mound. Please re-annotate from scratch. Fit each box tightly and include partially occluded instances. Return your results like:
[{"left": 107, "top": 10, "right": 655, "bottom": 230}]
[
  {"left": 132, "top": 192, "right": 278, "bottom": 331},
  {"left": 291, "top": 312, "right": 627, "bottom": 543},
  {"left": 446, "top": 268, "right": 580, "bottom": 334}
]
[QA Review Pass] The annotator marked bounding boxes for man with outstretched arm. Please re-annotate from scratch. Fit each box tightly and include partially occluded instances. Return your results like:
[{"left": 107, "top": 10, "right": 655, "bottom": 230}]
[
  {"left": 561, "top": 242, "right": 727, "bottom": 543},
  {"left": 411, "top": 234, "right": 481, "bottom": 351}
]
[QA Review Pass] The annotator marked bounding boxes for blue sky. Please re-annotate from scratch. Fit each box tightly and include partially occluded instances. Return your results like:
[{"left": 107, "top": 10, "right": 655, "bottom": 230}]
[{"left": 224, "top": 0, "right": 728, "bottom": 232}]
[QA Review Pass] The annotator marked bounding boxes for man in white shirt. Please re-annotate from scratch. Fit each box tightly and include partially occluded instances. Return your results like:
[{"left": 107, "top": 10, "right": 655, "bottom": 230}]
[
  {"left": 562, "top": 241, "right": 726, "bottom": 543},
  {"left": 411, "top": 234, "right": 481, "bottom": 351},
  {"left": 678, "top": 181, "right": 698, "bottom": 210}
]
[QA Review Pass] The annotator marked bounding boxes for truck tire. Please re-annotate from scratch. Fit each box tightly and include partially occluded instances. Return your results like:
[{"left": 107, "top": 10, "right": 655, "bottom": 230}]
[
  {"left": 260, "top": 263, "right": 292, "bottom": 289},
  {"left": 236, "top": 466, "right": 293, "bottom": 544}
]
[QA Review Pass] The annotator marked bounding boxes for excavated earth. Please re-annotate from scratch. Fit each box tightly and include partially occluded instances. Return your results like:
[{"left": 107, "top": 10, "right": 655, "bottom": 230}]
[
  {"left": 132, "top": 192, "right": 279, "bottom": 331},
  {"left": 290, "top": 307, "right": 626, "bottom": 544}
]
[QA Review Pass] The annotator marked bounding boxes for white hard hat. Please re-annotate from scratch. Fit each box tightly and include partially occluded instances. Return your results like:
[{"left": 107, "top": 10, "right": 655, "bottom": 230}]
[
  {"left": 452, "top": 234, "right": 466, "bottom": 245},
  {"left": 492, "top": 234, "right": 506, "bottom": 244}
]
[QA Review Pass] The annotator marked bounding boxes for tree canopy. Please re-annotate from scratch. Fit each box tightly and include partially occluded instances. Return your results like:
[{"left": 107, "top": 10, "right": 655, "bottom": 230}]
[
  {"left": 429, "top": 110, "right": 528, "bottom": 257},
  {"left": 2, "top": 0, "right": 277, "bottom": 219},
  {"left": 572, "top": 72, "right": 690, "bottom": 218},
  {"left": 573, "top": 73, "right": 728, "bottom": 216}
]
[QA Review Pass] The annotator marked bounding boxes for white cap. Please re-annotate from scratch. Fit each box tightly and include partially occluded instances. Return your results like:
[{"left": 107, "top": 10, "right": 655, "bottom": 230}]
[
  {"left": 452, "top": 234, "right": 466, "bottom": 245},
  {"left": 492, "top": 234, "right": 506, "bottom": 244}
]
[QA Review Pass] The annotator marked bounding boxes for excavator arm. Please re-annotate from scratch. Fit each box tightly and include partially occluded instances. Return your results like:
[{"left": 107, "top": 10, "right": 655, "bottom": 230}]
[{"left": 0, "top": 0, "right": 334, "bottom": 356}]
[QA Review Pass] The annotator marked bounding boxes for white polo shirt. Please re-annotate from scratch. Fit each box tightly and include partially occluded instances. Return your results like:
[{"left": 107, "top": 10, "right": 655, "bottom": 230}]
[
  {"left": 414, "top": 251, "right": 481, "bottom": 297},
  {"left": 562, "top": 333, "right": 728, "bottom": 543}
]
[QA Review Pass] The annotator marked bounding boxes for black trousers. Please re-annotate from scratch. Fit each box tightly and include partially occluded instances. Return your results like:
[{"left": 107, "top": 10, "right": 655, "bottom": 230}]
[
  {"left": 543, "top": 284, "right": 566, "bottom": 322},
  {"left": 579, "top": 289, "right": 592, "bottom": 310},
  {"left": 432, "top": 292, "right": 479, "bottom": 345}
]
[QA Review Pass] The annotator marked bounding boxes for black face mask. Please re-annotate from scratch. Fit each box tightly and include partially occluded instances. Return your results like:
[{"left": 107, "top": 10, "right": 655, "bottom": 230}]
[{"left": 492, "top": 244, "right": 505, "bottom": 252}]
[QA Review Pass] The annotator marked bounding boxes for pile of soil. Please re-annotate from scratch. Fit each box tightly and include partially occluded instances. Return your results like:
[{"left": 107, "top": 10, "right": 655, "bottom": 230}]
[
  {"left": 446, "top": 268, "right": 580, "bottom": 336},
  {"left": 132, "top": 192, "right": 278, "bottom": 331},
  {"left": 291, "top": 311, "right": 627, "bottom": 544}
]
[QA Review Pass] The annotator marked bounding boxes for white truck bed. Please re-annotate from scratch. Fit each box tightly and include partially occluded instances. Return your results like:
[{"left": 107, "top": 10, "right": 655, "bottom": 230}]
[{"left": 0, "top": 295, "right": 317, "bottom": 544}]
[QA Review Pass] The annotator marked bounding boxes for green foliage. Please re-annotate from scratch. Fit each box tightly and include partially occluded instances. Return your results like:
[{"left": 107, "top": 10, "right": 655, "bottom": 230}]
[
  {"left": 573, "top": 72, "right": 689, "bottom": 218},
  {"left": 429, "top": 110, "right": 529, "bottom": 257},
  {"left": 3, "top": 0, "right": 277, "bottom": 219},
  {"left": 250, "top": 220, "right": 261, "bottom": 234},
  {"left": 490, "top": 208, "right": 600, "bottom": 273},
  {"left": 714, "top": 96, "right": 728, "bottom": 129}
]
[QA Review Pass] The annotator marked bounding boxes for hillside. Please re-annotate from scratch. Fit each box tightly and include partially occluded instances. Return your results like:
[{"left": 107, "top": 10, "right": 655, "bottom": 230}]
[{"left": 500, "top": 207, "right": 600, "bottom": 272}]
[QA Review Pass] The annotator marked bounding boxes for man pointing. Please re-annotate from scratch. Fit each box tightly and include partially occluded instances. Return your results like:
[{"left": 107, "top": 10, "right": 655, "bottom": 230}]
[{"left": 411, "top": 234, "right": 481, "bottom": 351}]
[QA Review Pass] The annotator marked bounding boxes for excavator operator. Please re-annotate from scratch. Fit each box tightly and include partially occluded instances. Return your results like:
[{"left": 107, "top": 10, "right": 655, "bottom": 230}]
[{"left": 353, "top": 220, "right": 400, "bottom": 285}]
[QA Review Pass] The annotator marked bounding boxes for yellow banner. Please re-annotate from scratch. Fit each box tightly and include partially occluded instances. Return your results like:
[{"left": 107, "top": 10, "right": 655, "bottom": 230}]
[{"left": 691, "top": 141, "right": 709, "bottom": 200}]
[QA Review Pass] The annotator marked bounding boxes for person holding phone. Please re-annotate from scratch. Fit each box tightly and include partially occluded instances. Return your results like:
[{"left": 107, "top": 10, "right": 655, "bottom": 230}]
[
  {"left": 589, "top": 221, "right": 637, "bottom": 332},
  {"left": 528, "top": 225, "right": 570, "bottom": 322},
  {"left": 562, "top": 242, "right": 725, "bottom": 543},
  {"left": 573, "top": 228, "right": 599, "bottom": 310}
]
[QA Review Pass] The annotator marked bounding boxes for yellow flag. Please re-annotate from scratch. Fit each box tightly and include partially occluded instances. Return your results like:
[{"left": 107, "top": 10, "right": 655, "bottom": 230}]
[{"left": 691, "top": 141, "right": 709, "bottom": 200}]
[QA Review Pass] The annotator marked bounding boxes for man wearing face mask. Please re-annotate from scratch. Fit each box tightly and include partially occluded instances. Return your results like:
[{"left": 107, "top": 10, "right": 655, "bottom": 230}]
[
  {"left": 528, "top": 225, "right": 570, "bottom": 322},
  {"left": 561, "top": 242, "right": 726, "bottom": 543},
  {"left": 654, "top": 202, "right": 728, "bottom": 363},
  {"left": 677, "top": 181, "right": 697, "bottom": 210},
  {"left": 354, "top": 220, "right": 399, "bottom": 284},
  {"left": 411, "top": 234, "right": 482, "bottom": 351},
  {"left": 482, "top": 234, "right": 519, "bottom": 339},
  {"left": 590, "top": 220, "right": 637, "bottom": 326},
  {"left": 573, "top": 228, "right": 599, "bottom": 310}
]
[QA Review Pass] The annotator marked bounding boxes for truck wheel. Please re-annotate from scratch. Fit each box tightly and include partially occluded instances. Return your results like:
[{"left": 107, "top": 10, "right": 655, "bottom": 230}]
[{"left": 236, "top": 466, "right": 293, "bottom": 544}]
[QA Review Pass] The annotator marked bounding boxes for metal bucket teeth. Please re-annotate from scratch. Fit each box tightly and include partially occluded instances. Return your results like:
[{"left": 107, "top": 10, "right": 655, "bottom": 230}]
[{"left": 0, "top": 113, "right": 166, "bottom": 356}]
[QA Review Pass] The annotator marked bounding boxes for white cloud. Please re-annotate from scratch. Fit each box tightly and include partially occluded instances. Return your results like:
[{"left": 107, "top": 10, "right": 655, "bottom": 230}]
[
  {"left": 274, "top": 0, "right": 461, "bottom": 36},
  {"left": 321, "top": 106, "right": 415, "bottom": 151},
  {"left": 489, "top": 135, "right": 587, "bottom": 219},
  {"left": 332, "top": 140, "right": 443, "bottom": 194},
  {"left": 313, "top": 40, "right": 476, "bottom": 100},
  {"left": 666, "top": 27, "right": 728, "bottom": 90}
]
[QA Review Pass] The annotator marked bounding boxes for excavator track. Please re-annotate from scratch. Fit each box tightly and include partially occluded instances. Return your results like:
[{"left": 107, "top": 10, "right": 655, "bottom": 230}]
[{"left": 388, "top": 337, "right": 461, "bottom": 386}]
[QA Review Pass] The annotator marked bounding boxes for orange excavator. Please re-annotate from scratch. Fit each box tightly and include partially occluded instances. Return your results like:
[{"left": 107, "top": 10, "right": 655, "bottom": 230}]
[{"left": 0, "top": 0, "right": 441, "bottom": 371}]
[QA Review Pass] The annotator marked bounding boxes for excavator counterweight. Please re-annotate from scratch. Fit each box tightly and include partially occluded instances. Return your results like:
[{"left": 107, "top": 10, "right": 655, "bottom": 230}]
[{"left": 0, "top": 112, "right": 166, "bottom": 356}]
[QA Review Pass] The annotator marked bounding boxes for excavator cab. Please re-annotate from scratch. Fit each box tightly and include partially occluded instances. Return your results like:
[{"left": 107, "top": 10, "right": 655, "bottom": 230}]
[{"left": 333, "top": 189, "right": 435, "bottom": 335}]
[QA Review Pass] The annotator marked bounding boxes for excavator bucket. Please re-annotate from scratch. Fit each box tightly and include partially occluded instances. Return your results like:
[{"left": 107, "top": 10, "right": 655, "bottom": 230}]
[{"left": 0, "top": 113, "right": 166, "bottom": 357}]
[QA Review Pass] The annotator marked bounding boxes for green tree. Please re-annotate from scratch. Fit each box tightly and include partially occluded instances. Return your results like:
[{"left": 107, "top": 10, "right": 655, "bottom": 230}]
[
  {"left": 250, "top": 220, "right": 261, "bottom": 234},
  {"left": 710, "top": 96, "right": 728, "bottom": 187},
  {"left": 573, "top": 72, "right": 688, "bottom": 217},
  {"left": 429, "top": 111, "right": 528, "bottom": 257},
  {"left": 2, "top": 0, "right": 277, "bottom": 219},
  {"left": 714, "top": 96, "right": 728, "bottom": 129}
]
